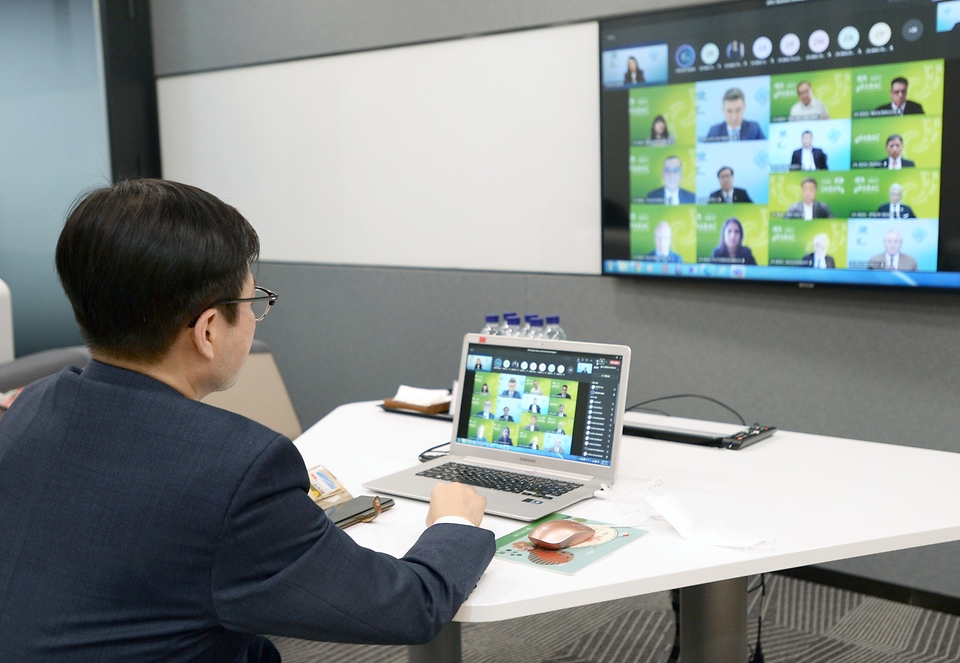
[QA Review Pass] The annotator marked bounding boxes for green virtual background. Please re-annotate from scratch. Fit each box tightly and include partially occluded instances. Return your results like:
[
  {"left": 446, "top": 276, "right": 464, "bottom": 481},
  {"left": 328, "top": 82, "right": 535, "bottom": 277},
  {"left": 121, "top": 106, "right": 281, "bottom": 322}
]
[
  {"left": 525, "top": 378, "right": 552, "bottom": 396},
  {"left": 467, "top": 418, "right": 497, "bottom": 442},
  {"left": 629, "top": 146, "right": 697, "bottom": 202},
  {"left": 551, "top": 380, "right": 578, "bottom": 399},
  {"left": 770, "top": 171, "right": 859, "bottom": 218},
  {"left": 847, "top": 169, "right": 940, "bottom": 219},
  {"left": 851, "top": 60, "right": 944, "bottom": 116},
  {"left": 696, "top": 204, "right": 769, "bottom": 265},
  {"left": 473, "top": 371, "right": 497, "bottom": 394},
  {"left": 629, "top": 83, "right": 697, "bottom": 144},
  {"left": 768, "top": 219, "right": 849, "bottom": 268},
  {"left": 629, "top": 205, "right": 698, "bottom": 262},
  {"left": 770, "top": 68, "right": 852, "bottom": 121},
  {"left": 850, "top": 116, "right": 942, "bottom": 169}
]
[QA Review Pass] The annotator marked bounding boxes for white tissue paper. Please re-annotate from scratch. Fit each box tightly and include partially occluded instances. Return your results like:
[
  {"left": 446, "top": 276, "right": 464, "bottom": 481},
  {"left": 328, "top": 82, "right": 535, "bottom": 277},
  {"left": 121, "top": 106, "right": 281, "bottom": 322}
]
[
  {"left": 645, "top": 490, "right": 775, "bottom": 552},
  {"left": 392, "top": 385, "right": 451, "bottom": 407}
]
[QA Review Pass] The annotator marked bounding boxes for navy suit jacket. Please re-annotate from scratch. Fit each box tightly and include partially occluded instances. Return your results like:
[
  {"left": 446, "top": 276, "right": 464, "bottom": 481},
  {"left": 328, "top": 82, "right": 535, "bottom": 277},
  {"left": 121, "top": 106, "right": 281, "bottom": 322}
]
[
  {"left": 646, "top": 187, "right": 696, "bottom": 204},
  {"left": 0, "top": 361, "right": 494, "bottom": 662},
  {"left": 706, "top": 120, "right": 765, "bottom": 140}
]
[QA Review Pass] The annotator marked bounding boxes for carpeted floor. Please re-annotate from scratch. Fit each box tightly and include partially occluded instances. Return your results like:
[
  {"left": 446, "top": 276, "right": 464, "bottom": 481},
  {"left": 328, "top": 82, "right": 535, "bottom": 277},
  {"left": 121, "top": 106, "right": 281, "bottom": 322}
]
[{"left": 269, "top": 574, "right": 960, "bottom": 662}]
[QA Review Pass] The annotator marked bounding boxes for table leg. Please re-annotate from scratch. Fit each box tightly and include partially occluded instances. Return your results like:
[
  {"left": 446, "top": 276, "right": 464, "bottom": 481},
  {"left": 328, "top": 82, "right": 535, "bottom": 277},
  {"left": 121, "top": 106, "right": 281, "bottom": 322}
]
[
  {"left": 680, "top": 577, "right": 748, "bottom": 663},
  {"left": 408, "top": 622, "right": 461, "bottom": 663}
]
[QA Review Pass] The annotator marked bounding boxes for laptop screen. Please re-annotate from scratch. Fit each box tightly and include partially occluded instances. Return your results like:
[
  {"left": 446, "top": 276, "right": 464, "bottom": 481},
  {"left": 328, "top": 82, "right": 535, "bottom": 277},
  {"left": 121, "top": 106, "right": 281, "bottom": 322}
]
[{"left": 455, "top": 341, "right": 625, "bottom": 467}]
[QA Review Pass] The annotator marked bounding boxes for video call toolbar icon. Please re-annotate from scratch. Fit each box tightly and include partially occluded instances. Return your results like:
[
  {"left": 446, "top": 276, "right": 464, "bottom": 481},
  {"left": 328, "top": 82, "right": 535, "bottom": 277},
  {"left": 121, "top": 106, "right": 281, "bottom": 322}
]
[
  {"left": 902, "top": 19, "right": 923, "bottom": 42},
  {"left": 808, "top": 29, "right": 830, "bottom": 54},
  {"left": 838, "top": 26, "right": 860, "bottom": 50},
  {"left": 675, "top": 44, "right": 696, "bottom": 67},
  {"left": 752, "top": 36, "right": 773, "bottom": 60},
  {"left": 780, "top": 33, "right": 801, "bottom": 56},
  {"left": 869, "top": 21, "right": 892, "bottom": 46},
  {"left": 701, "top": 42, "right": 720, "bottom": 65}
]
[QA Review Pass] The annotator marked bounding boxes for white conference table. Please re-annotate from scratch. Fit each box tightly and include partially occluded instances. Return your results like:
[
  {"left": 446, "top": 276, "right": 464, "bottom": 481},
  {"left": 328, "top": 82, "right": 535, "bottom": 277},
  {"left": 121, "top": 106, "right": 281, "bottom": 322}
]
[{"left": 294, "top": 402, "right": 960, "bottom": 662}]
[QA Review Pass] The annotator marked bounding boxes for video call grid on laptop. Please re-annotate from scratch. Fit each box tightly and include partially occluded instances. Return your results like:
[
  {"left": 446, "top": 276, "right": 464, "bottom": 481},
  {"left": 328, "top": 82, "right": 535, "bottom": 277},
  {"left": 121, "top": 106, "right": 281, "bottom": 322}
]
[{"left": 364, "top": 334, "right": 632, "bottom": 521}]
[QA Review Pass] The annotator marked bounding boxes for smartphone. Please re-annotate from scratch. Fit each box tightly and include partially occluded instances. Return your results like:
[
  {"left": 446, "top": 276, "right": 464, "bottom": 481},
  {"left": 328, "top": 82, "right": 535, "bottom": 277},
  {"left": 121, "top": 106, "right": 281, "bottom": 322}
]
[{"left": 326, "top": 495, "right": 395, "bottom": 529}]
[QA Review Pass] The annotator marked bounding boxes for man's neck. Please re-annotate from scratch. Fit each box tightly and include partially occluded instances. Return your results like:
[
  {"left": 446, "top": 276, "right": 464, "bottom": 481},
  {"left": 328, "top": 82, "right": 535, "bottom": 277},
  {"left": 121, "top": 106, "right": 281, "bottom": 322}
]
[{"left": 90, "top": 350, "right": 204, "bottom": 400}]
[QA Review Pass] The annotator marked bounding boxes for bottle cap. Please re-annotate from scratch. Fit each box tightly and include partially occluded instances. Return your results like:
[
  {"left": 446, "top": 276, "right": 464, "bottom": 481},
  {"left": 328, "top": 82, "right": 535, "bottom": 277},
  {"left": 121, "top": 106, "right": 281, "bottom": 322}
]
[
  {"left": 546, "top": 315, "right": 560, "bottom": 324},
  {"left": 485, "top": 314, "right": 500, "bottom": 323},
  {"left": 531, "top": 318, "right": 544, "bottom": 327}
]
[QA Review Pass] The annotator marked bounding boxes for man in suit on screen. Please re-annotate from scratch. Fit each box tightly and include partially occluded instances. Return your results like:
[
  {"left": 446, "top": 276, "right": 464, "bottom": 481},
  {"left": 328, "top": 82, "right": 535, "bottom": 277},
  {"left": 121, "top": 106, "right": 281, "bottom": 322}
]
[
  {"left": 790, "top": 131, "right": 828, "bottom": 171},
  {"left": 646, "top": 156, "right": 696, "bottom": 204},
  {"left": 0, "top": 179, "right": 495, "bottom": 662},
  {"left": 706, "top": 88, "right": 765, "bottom": 141},
  {"left": 708, "top": 166, "right": 753, "bottom": 203},
  {"left": 868, "top": 228, "right": 918, "bottom": 271},
  {"left": 875, "top": 77, "right": 925, "bottom": 115},
  {"left": 785, "top": 178, "right": 833, "bottom": 220},
  {"left": 877, "top": 183, "right": 915, "bottom": 219},
  {"left": 802, "top": 233, "right": 835, "bottom": 269},
  {"left": 878, "top": 135, "right": 915, "bottom": 169}
]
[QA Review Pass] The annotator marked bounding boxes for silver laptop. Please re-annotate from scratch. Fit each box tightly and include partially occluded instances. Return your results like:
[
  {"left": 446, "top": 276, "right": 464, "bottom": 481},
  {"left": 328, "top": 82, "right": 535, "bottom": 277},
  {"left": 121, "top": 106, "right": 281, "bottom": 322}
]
[{"left": 364, "top": 334, "right": 632, "bottom": 521}]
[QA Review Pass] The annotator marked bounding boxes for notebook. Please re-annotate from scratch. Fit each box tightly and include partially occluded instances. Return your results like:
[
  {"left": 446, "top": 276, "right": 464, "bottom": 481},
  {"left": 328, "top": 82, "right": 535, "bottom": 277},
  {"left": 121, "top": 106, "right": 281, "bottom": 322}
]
[{"left": 364, "top": 334, "right": 632, "bottom": 521}]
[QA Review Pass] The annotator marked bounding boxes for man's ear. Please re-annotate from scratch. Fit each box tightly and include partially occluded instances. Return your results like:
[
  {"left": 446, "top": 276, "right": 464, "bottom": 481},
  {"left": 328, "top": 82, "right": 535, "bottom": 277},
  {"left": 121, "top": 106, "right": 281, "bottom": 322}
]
[{"left": 190, "top": 308, "right": 219, "bottom": 361}]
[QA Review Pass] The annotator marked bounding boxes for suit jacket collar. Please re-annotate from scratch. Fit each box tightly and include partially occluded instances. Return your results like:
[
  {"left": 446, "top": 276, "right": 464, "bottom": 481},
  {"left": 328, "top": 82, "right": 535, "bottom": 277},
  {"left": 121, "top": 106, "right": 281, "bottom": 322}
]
[{"left": 81, "top": 359, "right": 185, "bottom": 398}]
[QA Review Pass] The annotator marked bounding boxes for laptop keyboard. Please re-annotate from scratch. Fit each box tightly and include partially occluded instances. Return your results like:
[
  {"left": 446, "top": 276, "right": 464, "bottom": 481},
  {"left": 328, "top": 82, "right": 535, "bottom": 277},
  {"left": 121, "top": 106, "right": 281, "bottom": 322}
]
[{"left": 417, "top": 462, "right": 583, "bottom": 497}]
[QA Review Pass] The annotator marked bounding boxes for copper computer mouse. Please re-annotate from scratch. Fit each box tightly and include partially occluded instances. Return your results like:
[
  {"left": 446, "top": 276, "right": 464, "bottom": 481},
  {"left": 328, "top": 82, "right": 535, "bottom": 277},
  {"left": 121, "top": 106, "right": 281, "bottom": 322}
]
[{"left": 528, "top": 520, "right": 595, "bottom": 550}]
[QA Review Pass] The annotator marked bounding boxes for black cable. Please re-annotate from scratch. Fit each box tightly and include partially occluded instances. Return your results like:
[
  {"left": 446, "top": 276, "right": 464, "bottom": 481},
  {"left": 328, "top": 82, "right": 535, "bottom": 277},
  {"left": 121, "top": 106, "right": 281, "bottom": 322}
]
[
  {"left": 631, "top": 406, "right": 672, "bottom": 417},
  {"left": 748, "top": 574, "right": 766, "bottom": 663},
  {"left": 627, "top": 394, "right": 746, "bottom": 426},
  {"left": 418, "top": 442, "right": 450, "bottom": 463},
  {"left": 666, "top": 588, "right": 680, "bottom": 663}
]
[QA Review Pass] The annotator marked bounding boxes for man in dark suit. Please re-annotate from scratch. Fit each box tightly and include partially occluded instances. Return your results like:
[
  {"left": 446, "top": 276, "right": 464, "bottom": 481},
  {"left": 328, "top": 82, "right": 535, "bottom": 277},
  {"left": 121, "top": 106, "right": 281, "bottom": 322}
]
[
  {"left": 877, "top": 183, "right": 915, "bottom": 218},
  {"left": 706, "top": 87, "right": 765, "bottom": 141},
  {"left": 708, "top": 166, "right": 753, "bottom": 203},
  {"left": 878, "top": 135, "right": 915, "bottom": 169},
  {"left": 0, "top": 180, "right": 495, "bottom": 662},
  {"left": 790, "top": 131, "right": 828, "bottom": 171},
  {"left": 475, "top": 399, "right": 496, "bottom": 419},
  {"left": 646, "top": 156, "right": 696, "bottom": 204},
  {"left": 875, "top": 77, "right": 925, "bottom": 115},
  {"left": 785, "top": 178, "right": 833, "bottom": 219},
  {"left": 802, "top": 233, "right": 836, "bottom": 268}
]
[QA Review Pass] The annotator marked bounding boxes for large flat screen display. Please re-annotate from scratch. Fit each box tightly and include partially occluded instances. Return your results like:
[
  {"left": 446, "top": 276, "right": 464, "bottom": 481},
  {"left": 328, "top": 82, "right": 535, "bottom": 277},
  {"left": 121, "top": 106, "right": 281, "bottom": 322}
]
[{"left": 601, "top": 0, "right": 960, "bottom": 287}]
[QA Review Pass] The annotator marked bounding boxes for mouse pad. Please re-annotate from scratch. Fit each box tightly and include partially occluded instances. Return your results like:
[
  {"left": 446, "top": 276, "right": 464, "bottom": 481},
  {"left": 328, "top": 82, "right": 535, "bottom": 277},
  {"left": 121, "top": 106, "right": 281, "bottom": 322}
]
[{"left": 494, "top": 513, "right": 648, "bottom": 575}]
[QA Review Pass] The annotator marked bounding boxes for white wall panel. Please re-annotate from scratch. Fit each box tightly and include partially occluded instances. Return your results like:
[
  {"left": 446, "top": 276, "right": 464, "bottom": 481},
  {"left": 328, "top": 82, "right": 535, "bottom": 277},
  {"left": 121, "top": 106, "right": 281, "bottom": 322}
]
[{"left": 157, "top": 22, "right": 601, "bottom": 274}]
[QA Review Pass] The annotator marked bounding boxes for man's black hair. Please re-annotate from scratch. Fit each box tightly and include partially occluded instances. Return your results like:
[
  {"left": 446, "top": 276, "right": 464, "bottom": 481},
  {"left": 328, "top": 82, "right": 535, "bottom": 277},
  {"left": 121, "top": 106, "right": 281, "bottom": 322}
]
[{"left": 56, "top": 179, "right": 260, "bottom": 363}]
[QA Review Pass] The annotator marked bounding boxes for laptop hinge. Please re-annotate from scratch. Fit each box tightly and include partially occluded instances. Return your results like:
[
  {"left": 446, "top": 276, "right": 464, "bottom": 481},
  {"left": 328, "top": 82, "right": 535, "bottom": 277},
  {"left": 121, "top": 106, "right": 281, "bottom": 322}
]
[{"left": 463, "top": 455, "right": 594, "bottom": 482}]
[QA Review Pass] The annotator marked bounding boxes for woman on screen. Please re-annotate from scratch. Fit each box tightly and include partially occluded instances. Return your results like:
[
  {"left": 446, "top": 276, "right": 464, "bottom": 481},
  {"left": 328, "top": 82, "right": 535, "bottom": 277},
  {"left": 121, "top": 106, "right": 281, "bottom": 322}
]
[
  {"left": 650, "top": 115, "right": 671, "bottom": 143},
  {"left": 711, "top": 217, "right": 757, "bottom": 265},
  {"left": 624, "top": 57, "right": 645, "bottom": 84}
]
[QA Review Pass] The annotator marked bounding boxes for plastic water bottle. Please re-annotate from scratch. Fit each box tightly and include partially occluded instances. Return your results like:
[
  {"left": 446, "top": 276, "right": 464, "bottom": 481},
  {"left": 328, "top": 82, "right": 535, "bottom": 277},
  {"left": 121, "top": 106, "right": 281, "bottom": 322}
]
[
  {"left": 504, "top": 315, "right": 523, "bottom": 336},
  {"left": 520, "top": 313, "right": 537, "bottom": 336},
  {"left": 498, "top": 312, "right": 517, "bottom": 335},
  {"left": 480, "top": 314, "right": 499, "bottom": 335},
  {"left": 544, "top": 315, "right": 567, "bottom": 340},
  {"left": 526, "top": 317, "right": 545, "bottom": 339}
]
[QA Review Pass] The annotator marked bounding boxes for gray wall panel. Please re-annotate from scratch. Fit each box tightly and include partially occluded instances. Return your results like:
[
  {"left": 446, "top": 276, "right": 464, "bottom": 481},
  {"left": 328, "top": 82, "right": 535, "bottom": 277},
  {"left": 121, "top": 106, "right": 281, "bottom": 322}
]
[
  {"left": 253, "top": 261, "right": 960, "bottom": 597},
  {"left": 151, "top": 0, "right": 713, "bottom": 76}
]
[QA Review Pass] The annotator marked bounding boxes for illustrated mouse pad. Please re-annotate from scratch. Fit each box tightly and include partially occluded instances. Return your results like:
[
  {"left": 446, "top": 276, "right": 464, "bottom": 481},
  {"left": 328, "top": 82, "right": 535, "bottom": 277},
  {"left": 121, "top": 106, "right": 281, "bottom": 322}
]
[{"left": 494, "top": 513, "right": 648, "bottom": 575}]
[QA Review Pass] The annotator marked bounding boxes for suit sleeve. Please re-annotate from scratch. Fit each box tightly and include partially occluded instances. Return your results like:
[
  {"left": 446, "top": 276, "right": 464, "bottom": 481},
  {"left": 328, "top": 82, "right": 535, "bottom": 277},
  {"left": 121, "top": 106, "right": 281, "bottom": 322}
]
[{"left": 211, "top": 437, "right": 496, "bottom": 645}]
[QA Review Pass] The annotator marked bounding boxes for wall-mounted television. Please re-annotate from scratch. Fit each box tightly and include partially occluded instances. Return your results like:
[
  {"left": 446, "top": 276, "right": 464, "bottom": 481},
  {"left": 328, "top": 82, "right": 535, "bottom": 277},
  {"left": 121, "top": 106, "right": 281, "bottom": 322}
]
[{"left": 600, "top": 0, "right": 960, "bottom": 288}]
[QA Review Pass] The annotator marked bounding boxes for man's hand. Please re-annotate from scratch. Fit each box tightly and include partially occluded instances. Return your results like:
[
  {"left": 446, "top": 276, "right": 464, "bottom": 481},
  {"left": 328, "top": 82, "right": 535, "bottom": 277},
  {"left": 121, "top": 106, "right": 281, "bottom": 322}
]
[{"left": 425, "top": 482, "right": 486, "bottom": 527}]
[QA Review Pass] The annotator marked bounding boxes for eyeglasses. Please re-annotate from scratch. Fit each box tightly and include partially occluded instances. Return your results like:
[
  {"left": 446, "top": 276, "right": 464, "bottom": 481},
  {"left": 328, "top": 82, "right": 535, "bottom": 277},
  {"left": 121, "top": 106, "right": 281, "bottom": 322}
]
[{"left": 189, "top": 286, "right": 278, "bottom": 327}]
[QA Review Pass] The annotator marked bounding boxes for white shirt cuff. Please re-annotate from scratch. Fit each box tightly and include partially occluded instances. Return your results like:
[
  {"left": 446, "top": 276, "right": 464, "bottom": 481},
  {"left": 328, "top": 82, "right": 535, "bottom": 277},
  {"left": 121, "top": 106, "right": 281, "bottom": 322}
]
[{"left": 432, "top": 515, "right": 476, "bottom": 527}]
